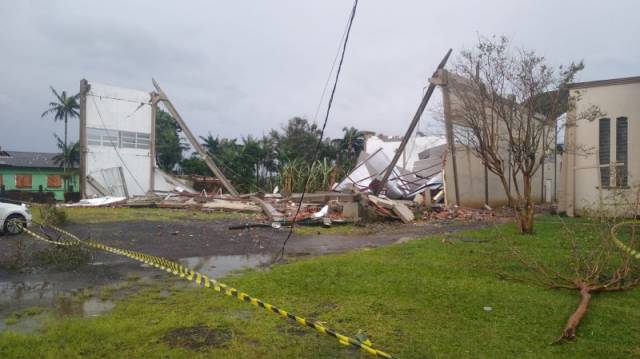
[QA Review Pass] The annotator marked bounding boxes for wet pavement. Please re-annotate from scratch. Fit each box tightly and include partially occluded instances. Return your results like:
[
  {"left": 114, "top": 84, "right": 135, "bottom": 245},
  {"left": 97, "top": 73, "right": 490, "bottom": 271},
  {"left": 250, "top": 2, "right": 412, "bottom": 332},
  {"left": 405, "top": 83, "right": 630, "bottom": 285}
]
[{"left": 0, "top": 218, "right": 496, "bottom": 332}]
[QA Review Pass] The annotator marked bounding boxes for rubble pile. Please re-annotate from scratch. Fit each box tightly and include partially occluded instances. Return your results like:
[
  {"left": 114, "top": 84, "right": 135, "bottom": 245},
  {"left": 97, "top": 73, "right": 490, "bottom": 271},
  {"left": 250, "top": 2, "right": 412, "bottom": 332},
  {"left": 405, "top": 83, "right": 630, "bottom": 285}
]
[
  {"left": 424, "top": 206, "right": 496, "bottom": 221},
  {"left": 65, "top": 189, "right": 509, "bottom": 227}
]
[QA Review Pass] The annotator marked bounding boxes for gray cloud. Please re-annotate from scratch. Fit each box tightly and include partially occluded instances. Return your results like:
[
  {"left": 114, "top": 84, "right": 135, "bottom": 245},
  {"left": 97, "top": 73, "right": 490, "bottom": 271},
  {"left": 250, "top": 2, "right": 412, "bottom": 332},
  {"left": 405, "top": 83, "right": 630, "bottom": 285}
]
[{"left": 1, "top": 0, "right": 638, "bottom": 152}]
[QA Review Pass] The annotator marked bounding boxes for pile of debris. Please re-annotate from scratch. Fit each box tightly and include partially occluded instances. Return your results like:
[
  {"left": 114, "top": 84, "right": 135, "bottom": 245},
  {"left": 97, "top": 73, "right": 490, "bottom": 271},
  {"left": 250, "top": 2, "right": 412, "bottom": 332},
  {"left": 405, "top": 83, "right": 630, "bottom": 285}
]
[
  {"left": 367, "top": 194, "right": 415, "bottom": 223},
  {"left": 126, "top": 192, "right": 262, "bottom": 212},
  {"left": 253, "top": 192, "right": 363, "bottom": 226},
  {"left": 423, "top": 205, "right": 496, "bottom": 221}
]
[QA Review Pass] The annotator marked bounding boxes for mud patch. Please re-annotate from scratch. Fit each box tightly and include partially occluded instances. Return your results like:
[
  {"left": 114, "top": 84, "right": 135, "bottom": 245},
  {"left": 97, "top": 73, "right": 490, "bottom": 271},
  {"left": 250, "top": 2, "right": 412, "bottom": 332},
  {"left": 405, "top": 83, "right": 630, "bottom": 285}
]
[{"left": 162, "top": 325, "right": 233, "bottom": 350}]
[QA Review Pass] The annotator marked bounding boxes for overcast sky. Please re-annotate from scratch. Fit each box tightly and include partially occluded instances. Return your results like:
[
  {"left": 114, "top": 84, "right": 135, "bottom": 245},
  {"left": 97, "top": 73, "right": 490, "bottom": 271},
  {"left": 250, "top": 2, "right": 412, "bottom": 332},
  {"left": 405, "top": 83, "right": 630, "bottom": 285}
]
[{"left": 1, "top": 0, "right": 638, "bottom": 153}]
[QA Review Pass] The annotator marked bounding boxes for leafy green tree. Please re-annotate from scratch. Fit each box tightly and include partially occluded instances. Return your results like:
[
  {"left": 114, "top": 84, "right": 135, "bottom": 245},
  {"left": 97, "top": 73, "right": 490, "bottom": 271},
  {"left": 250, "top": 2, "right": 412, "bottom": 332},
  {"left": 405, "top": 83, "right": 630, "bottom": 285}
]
[
  {"left": 270, "top": 117, "right": 323, "bottom": 163},
  {"left": 199, "top": 134, "right": 253, "bottom": 192},
  {"left": 41, "top": 86, "right": 80, "bottom": 164},
  {"left": 180, "top": 154, "right": 211, "bottom": 176},
  {"left": 186, "top": 119, "right": 366, "bottom": 194},
  {"left": 155, "top": 109, "right": 188, "bottom": 171}
]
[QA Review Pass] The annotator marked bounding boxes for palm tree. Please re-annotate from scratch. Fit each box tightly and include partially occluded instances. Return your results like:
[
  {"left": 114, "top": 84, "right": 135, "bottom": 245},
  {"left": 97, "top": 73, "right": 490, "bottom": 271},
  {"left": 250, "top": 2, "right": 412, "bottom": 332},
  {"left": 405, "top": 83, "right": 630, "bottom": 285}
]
[
  {"left": 52, "top": 134, "right": 80, "bottom": 169},
  {"left": 52, "top": 134, "right": 80, "bottom": 192},
  {"left": 338, "top": 126, "right": 365, "bottom": 166},
  {"left": 42, "top": 86, "right": 80, "bottom": 154},
  {"left": 200, "top": 133, "right": 220, "bottom": 155}
]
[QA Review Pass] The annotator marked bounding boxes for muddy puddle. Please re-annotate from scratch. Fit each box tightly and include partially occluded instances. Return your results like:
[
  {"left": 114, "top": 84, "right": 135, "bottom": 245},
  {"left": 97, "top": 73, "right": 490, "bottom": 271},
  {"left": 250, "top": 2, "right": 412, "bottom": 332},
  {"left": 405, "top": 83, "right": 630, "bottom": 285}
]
[
  {"left": 0, "top": 253, "right": 273, "bottom": 334},
  {"left": 178, "top": 254, "right": 273, "bottom": 279},
  {"left": 0, "top": 280, "right": 118, "bottom": 333}
]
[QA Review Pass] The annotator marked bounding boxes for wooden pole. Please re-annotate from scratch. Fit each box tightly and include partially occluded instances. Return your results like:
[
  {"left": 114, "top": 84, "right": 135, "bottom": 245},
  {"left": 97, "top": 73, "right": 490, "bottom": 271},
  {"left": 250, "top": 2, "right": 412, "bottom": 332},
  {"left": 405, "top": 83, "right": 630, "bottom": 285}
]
[
  {"left": 152, "top": 79, "right": 239, "bottom": 196},
  {"left": 374, "top": 49, "right": 452, "bottom": 195},
  {"left": 79, "top": 79, "right": 89, "bottom": 199}
]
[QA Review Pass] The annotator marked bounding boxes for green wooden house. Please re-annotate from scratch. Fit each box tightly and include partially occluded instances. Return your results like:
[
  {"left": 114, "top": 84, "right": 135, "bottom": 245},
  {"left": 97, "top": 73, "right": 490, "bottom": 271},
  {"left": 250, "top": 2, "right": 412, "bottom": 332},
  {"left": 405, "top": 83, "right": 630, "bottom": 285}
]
[{"left": 0, "top": 150, "right": 79, "bottom": 201}]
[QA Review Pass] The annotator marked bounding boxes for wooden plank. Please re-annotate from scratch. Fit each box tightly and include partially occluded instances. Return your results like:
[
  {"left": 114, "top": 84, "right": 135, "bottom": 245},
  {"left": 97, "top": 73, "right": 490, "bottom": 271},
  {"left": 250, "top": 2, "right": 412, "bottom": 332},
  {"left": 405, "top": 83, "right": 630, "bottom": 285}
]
[
  {"left": 289, "top": 192, "right": 358, "bottom": 203},
  {"left": 250, "top": 196, "right": 285, "bottom": 222},
  {"left": 367, "top": 194, "right": 395, "bottom": 209},
  {"left": 202, "top": 199, "right": 262, "bottom": 212}
]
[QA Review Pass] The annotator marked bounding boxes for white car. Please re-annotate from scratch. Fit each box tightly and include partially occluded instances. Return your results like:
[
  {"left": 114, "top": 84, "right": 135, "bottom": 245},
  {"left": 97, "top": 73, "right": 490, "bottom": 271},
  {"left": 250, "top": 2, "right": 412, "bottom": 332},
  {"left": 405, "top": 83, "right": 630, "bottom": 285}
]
[{"left": 0, "top": 200, "right": 32, "bottom": 235}]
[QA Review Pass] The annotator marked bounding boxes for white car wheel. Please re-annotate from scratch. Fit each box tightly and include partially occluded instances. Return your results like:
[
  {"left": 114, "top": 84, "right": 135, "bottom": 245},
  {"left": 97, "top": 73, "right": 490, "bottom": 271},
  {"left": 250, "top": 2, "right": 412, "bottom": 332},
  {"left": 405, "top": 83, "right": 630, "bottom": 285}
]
[{"left": 4, "top": 214, "right": 26, "bottom": 235}]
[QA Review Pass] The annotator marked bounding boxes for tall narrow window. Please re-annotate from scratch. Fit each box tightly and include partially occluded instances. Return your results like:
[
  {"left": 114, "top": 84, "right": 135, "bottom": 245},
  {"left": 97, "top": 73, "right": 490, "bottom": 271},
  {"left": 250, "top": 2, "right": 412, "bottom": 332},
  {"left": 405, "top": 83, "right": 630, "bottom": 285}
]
[
  {"left": 599, "top": 118, "right": 611, "bottom": 187},
  {"left": 616, "top": 117, "right": 628, "bottom": 187}
]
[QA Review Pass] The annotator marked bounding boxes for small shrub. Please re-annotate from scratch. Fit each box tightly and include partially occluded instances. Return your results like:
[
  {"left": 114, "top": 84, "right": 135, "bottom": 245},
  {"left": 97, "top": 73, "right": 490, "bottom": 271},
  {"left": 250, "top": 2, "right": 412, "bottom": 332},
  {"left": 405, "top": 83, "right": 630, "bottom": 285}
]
[
  {"left": 34, "top": 244, "right": 91, "bottom": 270},
  {"left": 38, "top": 205, "right": 67, "bottom": 226}
]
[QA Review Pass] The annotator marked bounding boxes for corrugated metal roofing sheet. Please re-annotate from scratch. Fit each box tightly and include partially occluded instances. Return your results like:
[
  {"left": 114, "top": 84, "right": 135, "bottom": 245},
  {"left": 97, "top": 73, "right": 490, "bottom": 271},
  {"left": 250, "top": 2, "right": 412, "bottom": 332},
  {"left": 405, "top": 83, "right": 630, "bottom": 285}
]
[{"left": 0, "top": 151, "right": 62, "bottom": 168}]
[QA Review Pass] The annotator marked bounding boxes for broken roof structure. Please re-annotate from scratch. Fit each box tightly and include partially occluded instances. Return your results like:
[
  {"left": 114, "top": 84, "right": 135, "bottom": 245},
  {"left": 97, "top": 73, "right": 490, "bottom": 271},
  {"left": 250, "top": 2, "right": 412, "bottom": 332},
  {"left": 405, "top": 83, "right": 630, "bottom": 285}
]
[
  {"left": 333, "top": 135, "right": 446, "bottom": 199},
  {"left": 334, "top": 63, "right": 559, "bottom": 208}
]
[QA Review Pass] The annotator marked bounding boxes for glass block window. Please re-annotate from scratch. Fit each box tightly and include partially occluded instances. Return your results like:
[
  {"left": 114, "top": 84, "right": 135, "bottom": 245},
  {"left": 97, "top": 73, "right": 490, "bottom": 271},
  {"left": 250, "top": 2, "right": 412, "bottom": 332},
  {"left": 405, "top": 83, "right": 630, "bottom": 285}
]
[
  {"left": 598, "top": 118, "right": 610, "bottom": 187},
  {"left": 616, "top": 117, "right": 628, "bottom": 187},
  {"left": 87, "top": 127, "right": 119, "bottom": 147},
  {"left": 87, "top": 127, "right": 150, "bottom": 150}
]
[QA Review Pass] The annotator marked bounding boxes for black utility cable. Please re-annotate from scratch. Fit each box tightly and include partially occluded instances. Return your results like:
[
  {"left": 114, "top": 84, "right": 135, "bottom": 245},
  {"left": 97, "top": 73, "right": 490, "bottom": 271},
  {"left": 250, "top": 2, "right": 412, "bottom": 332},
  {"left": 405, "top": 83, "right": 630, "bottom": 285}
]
[{"left": 276, "top": 0, "right": 359, "bottom": 261}]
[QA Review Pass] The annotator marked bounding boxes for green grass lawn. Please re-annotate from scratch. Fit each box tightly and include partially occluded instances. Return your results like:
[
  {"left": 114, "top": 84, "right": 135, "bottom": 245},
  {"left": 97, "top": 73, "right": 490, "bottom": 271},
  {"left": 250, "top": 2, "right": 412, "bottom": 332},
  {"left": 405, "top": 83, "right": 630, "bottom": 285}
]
[
  {"left": 1, "top": 218, "right": 639, "bottom": 358},
  {"left": 31, "top": 206, "right": 247, "bottom": 224}
]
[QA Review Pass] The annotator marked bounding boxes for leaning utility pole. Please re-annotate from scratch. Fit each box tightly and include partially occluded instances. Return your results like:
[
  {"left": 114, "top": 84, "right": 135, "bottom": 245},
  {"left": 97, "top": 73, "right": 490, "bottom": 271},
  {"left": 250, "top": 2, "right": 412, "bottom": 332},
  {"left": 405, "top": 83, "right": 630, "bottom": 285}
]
[
  {"left": 152, "top": 79, "right": 239, "bottom": 196},
  {"left": 374, "top": 49, "right": 452, "bottom": 195}
]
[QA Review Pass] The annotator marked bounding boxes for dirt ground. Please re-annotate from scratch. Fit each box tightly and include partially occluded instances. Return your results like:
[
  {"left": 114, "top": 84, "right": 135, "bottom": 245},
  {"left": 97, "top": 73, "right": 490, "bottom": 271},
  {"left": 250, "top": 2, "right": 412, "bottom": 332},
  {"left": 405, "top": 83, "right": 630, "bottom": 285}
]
[{"left": 0, "top": 218, "right": 498, "bottom": 322}]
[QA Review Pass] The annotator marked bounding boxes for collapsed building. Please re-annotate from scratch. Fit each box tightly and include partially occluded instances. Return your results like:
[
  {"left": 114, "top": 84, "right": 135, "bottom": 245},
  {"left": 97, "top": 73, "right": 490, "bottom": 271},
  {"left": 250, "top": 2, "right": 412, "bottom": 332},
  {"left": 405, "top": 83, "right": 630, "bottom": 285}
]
[
  {"left": 333, "top": 135, "right": 446, "bottom": 201},
  {"left": 78, "top": 80, "right": 194, "bottom": 198},
  {"left": 335, "top": 68, "right": 560, "bottom": 209},
  {"left": 75, "top": 61, "right": 564, "bottom": 222}
]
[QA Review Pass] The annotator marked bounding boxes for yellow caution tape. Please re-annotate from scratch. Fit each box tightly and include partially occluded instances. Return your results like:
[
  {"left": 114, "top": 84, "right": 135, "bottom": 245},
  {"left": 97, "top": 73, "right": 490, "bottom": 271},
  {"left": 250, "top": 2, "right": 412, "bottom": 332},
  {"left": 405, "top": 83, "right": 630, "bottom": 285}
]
[
  {"left": 21, "top": 223, "right": 395, "bottom": 358},
  {"left": 611, "top": 221, "right": 640, "bottom": 260}
]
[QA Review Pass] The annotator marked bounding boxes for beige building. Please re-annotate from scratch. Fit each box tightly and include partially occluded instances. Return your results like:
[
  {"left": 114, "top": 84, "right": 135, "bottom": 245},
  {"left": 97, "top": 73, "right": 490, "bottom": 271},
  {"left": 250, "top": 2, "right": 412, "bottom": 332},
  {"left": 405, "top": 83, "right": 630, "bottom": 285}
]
[
  {"left": 435, "top": 69, "right": 558, "bottom": 208},
  {"left": 559, "top": 76, "right": 640, "bottom": 216}
]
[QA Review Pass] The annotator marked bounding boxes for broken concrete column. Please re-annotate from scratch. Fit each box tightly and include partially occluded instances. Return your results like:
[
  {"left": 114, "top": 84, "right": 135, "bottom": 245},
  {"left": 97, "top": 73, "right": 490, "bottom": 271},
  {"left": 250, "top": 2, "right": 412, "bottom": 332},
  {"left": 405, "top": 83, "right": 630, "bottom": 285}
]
[{"left": 391, "top": 201, "right": 415, "bottom": 223}]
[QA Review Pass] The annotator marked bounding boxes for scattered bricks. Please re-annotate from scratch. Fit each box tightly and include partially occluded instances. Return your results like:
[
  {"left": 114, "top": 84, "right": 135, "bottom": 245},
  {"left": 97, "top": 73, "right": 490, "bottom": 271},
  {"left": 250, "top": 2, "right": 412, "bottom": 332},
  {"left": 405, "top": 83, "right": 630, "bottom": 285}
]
[{"left": 425, "top": 205, "right": 496, "bottom": 221}]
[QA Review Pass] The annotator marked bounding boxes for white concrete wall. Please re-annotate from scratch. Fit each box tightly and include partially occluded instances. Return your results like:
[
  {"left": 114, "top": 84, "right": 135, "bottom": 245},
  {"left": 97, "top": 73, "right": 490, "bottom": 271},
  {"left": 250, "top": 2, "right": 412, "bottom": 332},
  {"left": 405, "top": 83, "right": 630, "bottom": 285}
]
[
  {"left": 439, "top": 70, "right": 557, "bottom": 208},
  {"left": 562, "top": 81, "right": 640, "bottom": 216},
  {"left": 85, "top": 82, "right": 152, "bottom": 197},
  {"left": 443, "top": 145, "right": 555, "bottom": 208}
]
